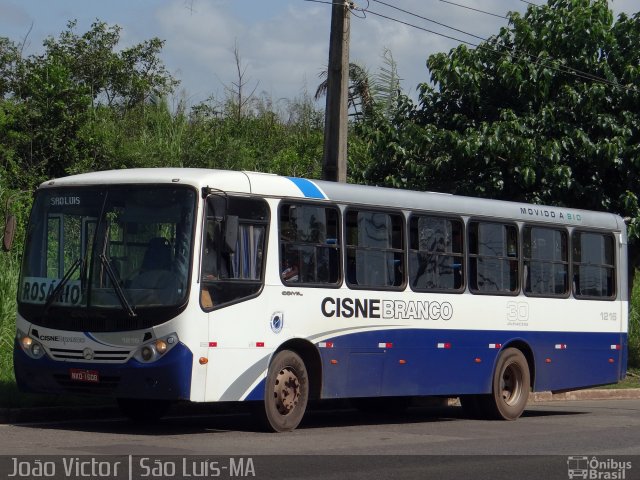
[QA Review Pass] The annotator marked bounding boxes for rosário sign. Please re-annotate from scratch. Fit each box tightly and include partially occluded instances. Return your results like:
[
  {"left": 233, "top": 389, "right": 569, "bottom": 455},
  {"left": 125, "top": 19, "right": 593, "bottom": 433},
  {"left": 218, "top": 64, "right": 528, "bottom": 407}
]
[{"left": 21, "top": 277, "right": 82, "bottom": 305}]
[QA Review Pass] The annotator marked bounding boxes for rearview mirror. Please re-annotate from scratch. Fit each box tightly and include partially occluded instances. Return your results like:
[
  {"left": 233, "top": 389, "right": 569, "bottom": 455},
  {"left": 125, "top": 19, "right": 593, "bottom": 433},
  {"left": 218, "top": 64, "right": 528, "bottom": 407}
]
[{"left": 224, "top": 215, "right": 238, "bottom": 253}]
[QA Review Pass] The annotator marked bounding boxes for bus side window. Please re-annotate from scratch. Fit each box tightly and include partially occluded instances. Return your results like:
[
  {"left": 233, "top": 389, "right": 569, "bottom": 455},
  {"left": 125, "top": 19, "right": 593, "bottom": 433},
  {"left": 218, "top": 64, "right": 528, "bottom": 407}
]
[
  {"left": 279, "top": 203, "right": 341, "bottom": 286},
  {"left": 523, "top": 226, "right": 568, "bottom": 297},
  {"left": 409, "top": 215, "right": 464, "bottom": 293},
  {"left": 468, "top": 221, "right": 519, "bottom": 295},
  {"left": 200, "top": 196, "right": 269, "bottom": 310},
  {"left": 346, "top": 209, "right": 404, "bottom": 290}
]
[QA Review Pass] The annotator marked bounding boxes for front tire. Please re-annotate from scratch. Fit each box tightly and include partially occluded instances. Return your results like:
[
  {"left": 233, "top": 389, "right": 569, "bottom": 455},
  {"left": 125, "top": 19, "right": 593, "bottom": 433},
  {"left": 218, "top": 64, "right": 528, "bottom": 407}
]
[{"left": 258, "top": 350, "right": 309, "bottom": 432}]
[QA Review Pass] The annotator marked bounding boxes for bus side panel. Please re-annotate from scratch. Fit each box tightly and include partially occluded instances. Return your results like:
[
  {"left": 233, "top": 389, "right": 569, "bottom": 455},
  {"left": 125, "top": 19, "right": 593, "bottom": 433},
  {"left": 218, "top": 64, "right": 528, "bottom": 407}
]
[
  {"left": 318, "top": 328, "right": 497, "bottom": 398},
  {"left": 533, "top": 332, "right": 626, "bottom": 392},
  {"left": 313, "top": 329, "right": 623, "bottom": 399}
]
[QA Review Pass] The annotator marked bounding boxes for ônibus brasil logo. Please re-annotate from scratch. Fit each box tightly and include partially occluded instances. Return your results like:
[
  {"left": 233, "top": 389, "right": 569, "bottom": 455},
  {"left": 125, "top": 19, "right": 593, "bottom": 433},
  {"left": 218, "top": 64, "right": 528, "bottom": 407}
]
[{"left": 567, "top": 456, "right": 632, "bottom": 480}]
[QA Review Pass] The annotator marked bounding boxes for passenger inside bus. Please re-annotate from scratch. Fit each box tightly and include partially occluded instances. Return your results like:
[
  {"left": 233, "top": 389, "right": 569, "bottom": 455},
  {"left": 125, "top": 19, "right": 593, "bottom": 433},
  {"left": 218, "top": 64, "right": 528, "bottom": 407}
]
[
  {"left": 281, "top": 250, "right": 299, "bottom": 282},
  {"left": 141, "top": 237, "right": 172, "bottom": 272}
]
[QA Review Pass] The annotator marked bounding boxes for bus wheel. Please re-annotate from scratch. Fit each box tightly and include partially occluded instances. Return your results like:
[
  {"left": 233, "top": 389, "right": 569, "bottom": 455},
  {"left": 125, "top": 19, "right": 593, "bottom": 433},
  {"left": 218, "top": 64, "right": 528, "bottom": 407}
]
[
  {"left": 487, "top": 348, "right": 530, "bottom": 420},
  {"left": 261, "top": 350, "right": 309, "bottom": 432},
  {"left": 117, "top": 398, "right": 172, "bottom": 423}
]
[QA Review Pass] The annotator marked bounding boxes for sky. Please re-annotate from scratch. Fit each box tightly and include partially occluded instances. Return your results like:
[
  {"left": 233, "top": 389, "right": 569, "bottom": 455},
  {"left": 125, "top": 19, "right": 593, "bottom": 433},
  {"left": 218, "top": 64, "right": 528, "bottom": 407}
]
[{"left": 0, "top": 0, "right": 637, "bottom": 108}]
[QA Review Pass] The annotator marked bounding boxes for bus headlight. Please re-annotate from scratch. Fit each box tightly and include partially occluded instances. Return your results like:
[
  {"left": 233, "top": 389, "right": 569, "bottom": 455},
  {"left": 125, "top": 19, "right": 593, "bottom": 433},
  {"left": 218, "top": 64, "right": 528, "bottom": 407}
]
[
  {"left": 134, "top": 333, "right": 179, "bottom": 363},
  {"left": 140, "top": 345, "right": 156, "bottom": 361},
  {"left": 17, "top": 330, "right": 46, "bottom": 359}
]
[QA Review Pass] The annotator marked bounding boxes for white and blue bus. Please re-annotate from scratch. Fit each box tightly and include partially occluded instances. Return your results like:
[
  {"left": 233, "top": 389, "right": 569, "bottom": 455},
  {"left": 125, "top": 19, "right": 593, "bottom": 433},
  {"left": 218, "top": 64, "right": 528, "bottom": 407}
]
[{"left": 14, "top": 169, "right": 628, "bottom": 431}]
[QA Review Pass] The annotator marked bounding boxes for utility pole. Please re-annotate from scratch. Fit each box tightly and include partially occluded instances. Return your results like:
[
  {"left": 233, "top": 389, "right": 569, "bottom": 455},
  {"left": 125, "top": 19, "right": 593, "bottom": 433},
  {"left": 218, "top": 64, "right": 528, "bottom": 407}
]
[{"left": 322, "top": 1, "right": 350, "bottom": 183}]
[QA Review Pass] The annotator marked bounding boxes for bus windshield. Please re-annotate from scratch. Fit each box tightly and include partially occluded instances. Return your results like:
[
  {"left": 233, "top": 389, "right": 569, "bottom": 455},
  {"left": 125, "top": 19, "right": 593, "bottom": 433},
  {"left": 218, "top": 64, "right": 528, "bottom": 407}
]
[{"left": 19, "top": 185, "right": 196, "bottom": 328}]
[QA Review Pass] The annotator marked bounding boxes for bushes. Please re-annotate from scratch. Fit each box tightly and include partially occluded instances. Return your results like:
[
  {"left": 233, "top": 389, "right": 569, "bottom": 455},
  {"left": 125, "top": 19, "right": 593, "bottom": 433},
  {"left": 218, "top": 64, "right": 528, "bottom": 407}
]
[
  {"left": 0, "top": 250, "right": 19, "bottom": 384},
  {"left": 629, "top": 271, "right": 640, "bottom": 368},
  {"left": 0, "top": 184, "right": 30, "bottom": 385}
]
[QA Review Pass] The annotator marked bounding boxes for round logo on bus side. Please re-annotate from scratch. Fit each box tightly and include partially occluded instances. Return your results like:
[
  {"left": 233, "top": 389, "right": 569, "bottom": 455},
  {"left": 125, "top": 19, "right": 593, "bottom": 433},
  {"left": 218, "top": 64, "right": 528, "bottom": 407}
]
[{"left": 271, "top": 312, "right": 284, "bottom": 334}]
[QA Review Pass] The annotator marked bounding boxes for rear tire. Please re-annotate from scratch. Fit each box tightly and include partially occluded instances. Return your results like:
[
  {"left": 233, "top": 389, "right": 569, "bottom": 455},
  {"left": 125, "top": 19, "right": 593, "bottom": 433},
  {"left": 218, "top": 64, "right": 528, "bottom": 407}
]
[
  {"left": 257, "top": 350, "right": 309, "bottom": 432},
  {"left": 483, "top": 347, "right": 530, "bottom": 420}
]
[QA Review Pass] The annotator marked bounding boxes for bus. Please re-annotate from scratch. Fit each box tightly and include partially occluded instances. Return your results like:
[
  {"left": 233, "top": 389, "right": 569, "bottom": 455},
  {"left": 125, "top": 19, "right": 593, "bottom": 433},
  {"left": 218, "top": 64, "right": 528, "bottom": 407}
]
[{"left": 13, "top": 168, "right": 628, "bottom": 431}]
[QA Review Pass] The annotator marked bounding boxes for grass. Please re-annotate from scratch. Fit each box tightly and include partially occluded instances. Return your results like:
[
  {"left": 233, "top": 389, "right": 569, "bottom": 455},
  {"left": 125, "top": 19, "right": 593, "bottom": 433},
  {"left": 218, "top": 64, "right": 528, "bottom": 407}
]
[
  {"left": 601, "top": 367, "right": 640, "bottom": 389},
  {"left": 629, "top": 269, "right": 640, "bottom": 368},
  {"left": 0, "top": 251, "right": 19, "bottom": 390}
]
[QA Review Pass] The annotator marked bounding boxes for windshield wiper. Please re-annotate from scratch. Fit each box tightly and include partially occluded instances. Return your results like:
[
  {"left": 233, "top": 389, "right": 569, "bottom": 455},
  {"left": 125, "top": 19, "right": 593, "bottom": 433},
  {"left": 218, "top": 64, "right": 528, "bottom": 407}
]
[
  {"left": 99, "top": 254, "right": 137, "bottom": 317},
  {"left": 43, "top": 258, "right": 83, "bottom": 313}
]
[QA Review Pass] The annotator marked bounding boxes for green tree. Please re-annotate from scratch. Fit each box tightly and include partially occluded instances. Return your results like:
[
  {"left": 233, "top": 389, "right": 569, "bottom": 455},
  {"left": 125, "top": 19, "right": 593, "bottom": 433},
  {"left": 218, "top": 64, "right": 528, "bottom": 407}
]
[
  {"left": 0, "top": 20, "right": 178, "bottom": 189},
  {"left": 39, "top": 20, "right": 179, "bottom": 109},
  {"left": 316, "top": 48, "right": 404, "bottom": 121},
  {"left": 0, "top": 37, "right": 19, "bottom": 97},
  {"left": 353, "top": 0, "right": 640, "bottom": 286},
  {"left": 187, "top": 92, "right": 324, "bottom": 177}
]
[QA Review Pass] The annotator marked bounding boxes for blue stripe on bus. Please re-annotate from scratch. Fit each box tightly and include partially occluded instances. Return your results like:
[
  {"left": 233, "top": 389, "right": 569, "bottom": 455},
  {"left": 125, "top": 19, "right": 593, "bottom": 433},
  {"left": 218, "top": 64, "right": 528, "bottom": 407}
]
[
  {"left": 286, "top": 177, "right": 327, "bottom": 199},
  {"left": 243, "top": 328, "right": 626, "bottom": 401}
]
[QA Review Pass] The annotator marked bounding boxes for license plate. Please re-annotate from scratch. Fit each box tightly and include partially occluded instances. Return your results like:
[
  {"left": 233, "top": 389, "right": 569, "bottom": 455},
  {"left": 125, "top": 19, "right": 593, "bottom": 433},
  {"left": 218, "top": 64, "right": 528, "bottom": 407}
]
[{"left": 69, "top": 368, "right": 100, "bottom": 383}]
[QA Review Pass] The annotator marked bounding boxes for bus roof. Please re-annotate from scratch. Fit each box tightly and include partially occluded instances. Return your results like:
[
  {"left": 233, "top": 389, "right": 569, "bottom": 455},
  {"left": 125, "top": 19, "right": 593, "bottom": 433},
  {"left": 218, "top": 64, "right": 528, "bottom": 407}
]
[{"left": 39, "top": 168, "right": 624, "bottom": 231}]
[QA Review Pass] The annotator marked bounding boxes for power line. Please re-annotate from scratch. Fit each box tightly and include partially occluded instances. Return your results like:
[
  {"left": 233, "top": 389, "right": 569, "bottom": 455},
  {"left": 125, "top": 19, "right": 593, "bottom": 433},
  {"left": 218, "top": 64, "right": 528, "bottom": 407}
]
[
  {"left": 351, "top": 3, "right": 638, "bottom": 94},
  {"left": 362, "top": 8, "right": 482, "bottom": 47},
  {"left": 438, "top": 0, "right": 508, "bottom": 19},
  {"left": 301, "top": 0, "right": 637, "bottom": 94},
  {"left": 302, "top": 0, "right": 340, "bottom": 5},
  {"left": 371, "top": 0, "right": 487, "bottom": 41}
]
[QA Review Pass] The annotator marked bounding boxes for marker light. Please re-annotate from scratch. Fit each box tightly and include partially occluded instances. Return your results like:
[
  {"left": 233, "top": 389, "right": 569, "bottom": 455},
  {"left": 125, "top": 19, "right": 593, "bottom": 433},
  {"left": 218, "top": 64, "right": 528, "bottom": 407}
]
[{"left": 155, "top": 340, "right": 168, "bottom": 354}]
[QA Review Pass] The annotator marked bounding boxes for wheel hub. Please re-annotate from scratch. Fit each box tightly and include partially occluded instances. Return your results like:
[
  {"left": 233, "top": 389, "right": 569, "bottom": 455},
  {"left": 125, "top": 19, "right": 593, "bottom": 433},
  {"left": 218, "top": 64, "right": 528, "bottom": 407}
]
[
  {"left": 273, "top": 367, "right": 300, "bottom": 415},
  {"left": 501, "top": 363, "right": 523, "bottom": 406}
]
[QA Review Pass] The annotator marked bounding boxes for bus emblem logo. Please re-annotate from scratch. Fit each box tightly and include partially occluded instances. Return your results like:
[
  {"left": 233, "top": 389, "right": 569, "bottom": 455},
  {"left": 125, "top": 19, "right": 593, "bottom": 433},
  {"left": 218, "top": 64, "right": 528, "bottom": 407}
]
[
  {"left": 271, "top": 313, "right": 284, "bottom": 334},
  {"left": 82, "top": 348, "right": 95, "bottom": 360}
]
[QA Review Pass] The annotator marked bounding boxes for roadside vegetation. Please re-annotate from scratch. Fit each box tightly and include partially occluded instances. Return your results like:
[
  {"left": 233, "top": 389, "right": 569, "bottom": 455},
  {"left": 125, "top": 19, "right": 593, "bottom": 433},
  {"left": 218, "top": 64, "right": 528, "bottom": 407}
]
[
  {"left": 629, "top": 271, "right": 640, "bottom": 369},
  {"left": 1, "top": 0, "right": 640, "bottom": 407}
]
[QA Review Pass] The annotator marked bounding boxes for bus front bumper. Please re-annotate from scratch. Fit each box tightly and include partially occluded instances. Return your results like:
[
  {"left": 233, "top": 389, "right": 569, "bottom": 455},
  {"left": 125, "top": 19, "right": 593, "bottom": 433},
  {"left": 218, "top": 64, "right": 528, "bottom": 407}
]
[{"left": 13, "top": 340, "right": 193, "bottom": 400}]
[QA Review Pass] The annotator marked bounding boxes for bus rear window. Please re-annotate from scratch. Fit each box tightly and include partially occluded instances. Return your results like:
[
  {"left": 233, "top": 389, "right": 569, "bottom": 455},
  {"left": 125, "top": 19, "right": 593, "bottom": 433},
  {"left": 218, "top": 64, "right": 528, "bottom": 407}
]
[{"left": 572, "top": 231, "right": 615, "bottom": 299}]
